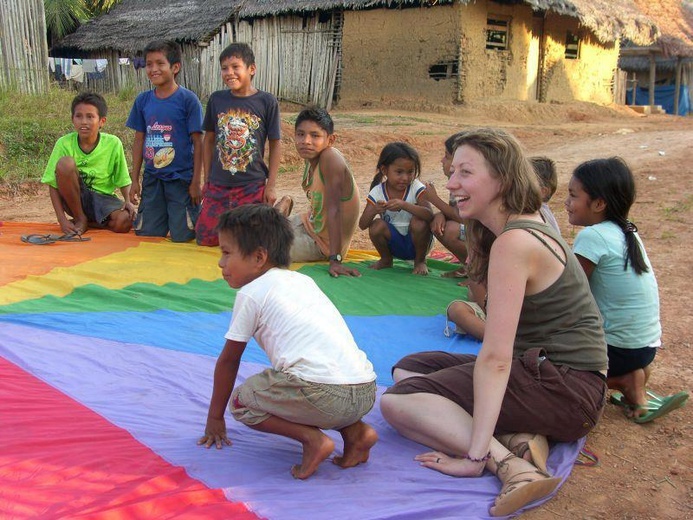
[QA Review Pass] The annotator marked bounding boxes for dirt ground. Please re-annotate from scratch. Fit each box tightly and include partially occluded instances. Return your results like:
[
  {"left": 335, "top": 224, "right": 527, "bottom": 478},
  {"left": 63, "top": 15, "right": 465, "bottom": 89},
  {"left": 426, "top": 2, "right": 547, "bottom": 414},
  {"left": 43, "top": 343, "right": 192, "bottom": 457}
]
[{"left": 1, "top": 100, "right": 691, "bottom": 519}]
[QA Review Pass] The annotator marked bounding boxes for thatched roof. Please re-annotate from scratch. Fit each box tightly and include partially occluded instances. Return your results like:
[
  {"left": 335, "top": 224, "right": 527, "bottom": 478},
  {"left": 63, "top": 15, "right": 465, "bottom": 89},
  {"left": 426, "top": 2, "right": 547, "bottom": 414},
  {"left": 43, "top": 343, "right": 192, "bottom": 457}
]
[
  {"left": 626, "top": 0, "right": 693, "bottom": 57},
  {"left": 53, "top": 0, "right": 659, "bottom": 55},
  {"left": 524, "top": 1, "right": 658, "bottom": 45},
  {"left": 53, "top": 0, "right": 237, "bottom": 55}
]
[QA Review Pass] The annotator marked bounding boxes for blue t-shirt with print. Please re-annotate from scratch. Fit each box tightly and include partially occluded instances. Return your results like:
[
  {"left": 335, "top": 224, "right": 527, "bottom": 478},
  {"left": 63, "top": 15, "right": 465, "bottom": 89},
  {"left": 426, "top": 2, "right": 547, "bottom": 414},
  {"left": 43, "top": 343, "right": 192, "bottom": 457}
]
[
  {"left": 126, "top": 86, "right": 203, "bottom": 182},
  {"left": 203, "top": 89, "right": 281, "bottom": 188}
]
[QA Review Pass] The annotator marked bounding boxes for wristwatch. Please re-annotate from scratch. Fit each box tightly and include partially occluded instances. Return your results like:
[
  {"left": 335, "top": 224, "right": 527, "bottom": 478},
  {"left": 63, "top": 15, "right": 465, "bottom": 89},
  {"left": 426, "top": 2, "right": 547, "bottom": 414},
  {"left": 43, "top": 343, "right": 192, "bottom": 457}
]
[{"left": 328, "top": 254, "right": 342, "bottom": 263}]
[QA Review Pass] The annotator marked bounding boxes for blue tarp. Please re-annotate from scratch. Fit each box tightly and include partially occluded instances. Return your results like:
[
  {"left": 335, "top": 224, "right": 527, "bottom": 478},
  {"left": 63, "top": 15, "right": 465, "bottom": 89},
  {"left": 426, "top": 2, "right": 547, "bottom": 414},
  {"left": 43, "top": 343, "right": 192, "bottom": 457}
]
[{"left": 627, "top": 85, "right": 691, "bottom": 115}]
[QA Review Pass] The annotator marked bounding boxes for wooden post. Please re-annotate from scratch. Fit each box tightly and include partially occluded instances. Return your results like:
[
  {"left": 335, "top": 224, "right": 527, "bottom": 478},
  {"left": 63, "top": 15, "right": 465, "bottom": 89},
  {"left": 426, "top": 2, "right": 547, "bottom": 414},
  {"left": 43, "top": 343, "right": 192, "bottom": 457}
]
[
  {"left": 648, "top": 53, "right": 656, "bottom": 107},
  {"left": 674, "top": 57, "right": 682, "bottom": 116},
  {"left": 630, "top": 73, "right": 637, "bottom": 106}
]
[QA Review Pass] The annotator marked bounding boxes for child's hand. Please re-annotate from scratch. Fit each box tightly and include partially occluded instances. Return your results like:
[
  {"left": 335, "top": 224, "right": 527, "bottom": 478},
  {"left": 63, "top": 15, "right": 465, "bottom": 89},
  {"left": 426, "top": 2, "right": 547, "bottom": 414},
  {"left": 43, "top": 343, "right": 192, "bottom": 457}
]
[
  {"left": 198, "top": 417, "right": 232, "bottom": 449},
  {"left": 264, "top": 185, "right": 277, "bottom": 206},
  {"left": 423, "top": 180, "right": 439, "bottom": 199},
  {"left": 375, "top": 200, "right": 387, "bottom": 214},
  {"left": 122, "top": 200, "right": 137, "bottom": 221},
  {"left": 189, "top": 182, "right": 202, "bottom": 206},
  {"left": 430, "top": 212, "right": 446, "bottom": 236},
  {"left": 129, "top": 184, "right": 141, "bottom": 205},
  {"left": 383, "top": 199, "right": 405, "bottom": 211}
]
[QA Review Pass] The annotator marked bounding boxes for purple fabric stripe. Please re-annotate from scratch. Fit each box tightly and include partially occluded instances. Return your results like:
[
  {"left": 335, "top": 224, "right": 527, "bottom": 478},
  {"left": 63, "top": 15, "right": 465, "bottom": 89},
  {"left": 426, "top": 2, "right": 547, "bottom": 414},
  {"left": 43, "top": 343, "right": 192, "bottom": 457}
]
[{"left": 0, "top": 323, "right": 581, "bottom": 520}]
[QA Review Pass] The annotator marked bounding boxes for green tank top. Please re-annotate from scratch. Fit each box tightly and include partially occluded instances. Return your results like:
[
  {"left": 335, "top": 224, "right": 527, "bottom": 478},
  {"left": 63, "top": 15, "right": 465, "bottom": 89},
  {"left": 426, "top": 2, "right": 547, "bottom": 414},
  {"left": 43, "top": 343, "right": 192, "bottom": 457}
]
[{"left": 504, "top": 219, "right": 608, "bottom": 372}]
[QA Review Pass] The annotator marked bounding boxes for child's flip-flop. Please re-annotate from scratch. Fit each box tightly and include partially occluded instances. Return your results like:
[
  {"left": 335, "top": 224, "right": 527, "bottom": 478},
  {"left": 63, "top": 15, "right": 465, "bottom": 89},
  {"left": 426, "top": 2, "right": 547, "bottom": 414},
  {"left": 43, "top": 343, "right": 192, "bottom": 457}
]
[
  {"left": 21, "top": 234, "right": 59, "bottom": 245},
  {"left": 56, "top": 233, "right": 90, "bottom": 242},
  {"left": 21, "top": 233, "right": 90, "bottom": 245},
  {"left": 610, "top": 390, "right": 689, "bottom": 423}
]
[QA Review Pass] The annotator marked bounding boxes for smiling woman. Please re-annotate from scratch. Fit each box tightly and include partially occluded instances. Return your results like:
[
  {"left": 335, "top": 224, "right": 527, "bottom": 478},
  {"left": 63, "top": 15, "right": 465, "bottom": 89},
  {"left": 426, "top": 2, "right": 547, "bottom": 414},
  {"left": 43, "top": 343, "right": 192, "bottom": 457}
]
[{"left": 380, "top": 128, "right": 609, "bottom": 517}]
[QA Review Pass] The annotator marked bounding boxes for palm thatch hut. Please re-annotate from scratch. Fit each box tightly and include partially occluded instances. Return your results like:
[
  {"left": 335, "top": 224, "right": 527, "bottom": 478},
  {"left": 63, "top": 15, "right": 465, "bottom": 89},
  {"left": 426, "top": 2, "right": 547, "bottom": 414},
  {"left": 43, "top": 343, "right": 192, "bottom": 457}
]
[
  {"left": 618, "top": 0, "right": 693, "bottom": 114},
  {"left": 51, "top": 0, "right": 658, "bottom": 108}
]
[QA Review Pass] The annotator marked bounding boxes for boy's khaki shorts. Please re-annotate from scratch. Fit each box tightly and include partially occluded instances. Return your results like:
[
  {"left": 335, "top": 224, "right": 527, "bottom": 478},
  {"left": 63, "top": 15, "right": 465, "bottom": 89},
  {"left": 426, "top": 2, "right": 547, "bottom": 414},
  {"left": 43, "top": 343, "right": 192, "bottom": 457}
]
[
  {"left": 444, "top": 299, "right": 486, "bottom": 337},
  {"left": 288, "top": 214, "right": 325, "bottom": 263},
  {"left": 230, "top": 368, "right": 376, "bottom": 430}
]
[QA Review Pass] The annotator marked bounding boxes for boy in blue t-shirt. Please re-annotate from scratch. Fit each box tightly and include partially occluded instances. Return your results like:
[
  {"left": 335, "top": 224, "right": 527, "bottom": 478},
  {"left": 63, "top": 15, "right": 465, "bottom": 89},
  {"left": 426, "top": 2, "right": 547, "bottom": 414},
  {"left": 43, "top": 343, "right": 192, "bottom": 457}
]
[
  {"left": 42, "top": 92, "right": 134, "bottom": 235},
  {"left": 126, "top": 40, "right": 204, "bottom": 242},
  {"left": 195, "top": 42, "right": 282, "bottom": 247}
]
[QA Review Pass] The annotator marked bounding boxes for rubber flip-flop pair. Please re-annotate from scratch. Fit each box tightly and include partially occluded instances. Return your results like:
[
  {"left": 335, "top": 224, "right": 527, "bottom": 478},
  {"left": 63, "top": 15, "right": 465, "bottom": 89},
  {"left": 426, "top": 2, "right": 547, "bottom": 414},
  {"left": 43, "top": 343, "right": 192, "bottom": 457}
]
[
  {"left": 610, "top": 390, "right": 689, "bottom": 423},
  {"left": 21, "top": 233, "right": 91, "bottom": 245}
]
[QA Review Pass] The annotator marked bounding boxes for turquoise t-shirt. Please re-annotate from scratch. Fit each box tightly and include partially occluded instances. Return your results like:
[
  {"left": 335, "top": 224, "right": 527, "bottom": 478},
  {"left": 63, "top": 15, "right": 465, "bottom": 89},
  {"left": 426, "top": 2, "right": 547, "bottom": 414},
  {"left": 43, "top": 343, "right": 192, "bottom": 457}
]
[
  {"left": 573, "top": 220, "right": 661, "bottom": 349},
  {"left": 42, "top": 132, "right": 131, "bottom": 196}
]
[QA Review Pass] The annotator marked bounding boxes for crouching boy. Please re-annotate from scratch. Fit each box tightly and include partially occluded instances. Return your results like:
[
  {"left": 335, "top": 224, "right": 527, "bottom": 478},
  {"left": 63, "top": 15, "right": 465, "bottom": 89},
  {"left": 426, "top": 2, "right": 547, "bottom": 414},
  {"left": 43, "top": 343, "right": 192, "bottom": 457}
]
[
  {"left": 42, "top": 92, "right": 134, "bottom": 235},
  {"left": 198, "top": 204, "right": 378, "bottom": 479}
]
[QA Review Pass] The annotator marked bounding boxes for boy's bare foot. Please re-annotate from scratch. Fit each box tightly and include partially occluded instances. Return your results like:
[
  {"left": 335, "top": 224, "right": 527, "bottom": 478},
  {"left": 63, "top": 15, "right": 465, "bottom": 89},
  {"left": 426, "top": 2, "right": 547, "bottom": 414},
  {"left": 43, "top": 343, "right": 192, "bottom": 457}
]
[
  {"left": 333, "top": 421, "right": 378, "bottom": 468},
  {"left": 71, "top": 218, "right": 88, "bottom": 235},
  {"left": 274, "top": 195, "right": 294, "bottom": 217},
  {"left": 291, "top": 431, "right": 335, "bottom": 479},
  {"left": 412, "top": 262, "right": 429, "bottom": 275},
  {"left": 369, "top": 259, "right": 393, "bottom": 270}
]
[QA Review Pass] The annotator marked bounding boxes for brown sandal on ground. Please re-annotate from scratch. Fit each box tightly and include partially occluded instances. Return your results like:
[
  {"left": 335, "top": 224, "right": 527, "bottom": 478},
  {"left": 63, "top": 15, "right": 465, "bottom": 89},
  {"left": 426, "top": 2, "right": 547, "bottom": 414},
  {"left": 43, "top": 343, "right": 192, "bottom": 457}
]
[
  {"left": 491, "top": 469, "right": 562, "bottom": 517},
  {"left": 496, "top": 433, "right": 550, "bottom": 473},
  {"left": 274, "top": 195, "right": 294, "bottom": 217}
]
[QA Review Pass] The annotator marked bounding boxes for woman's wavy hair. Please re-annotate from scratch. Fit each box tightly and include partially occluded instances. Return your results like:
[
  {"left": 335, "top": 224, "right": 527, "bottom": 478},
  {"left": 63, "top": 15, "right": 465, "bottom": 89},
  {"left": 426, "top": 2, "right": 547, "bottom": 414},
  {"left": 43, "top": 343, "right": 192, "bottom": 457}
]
[{"left": 452, "top": 128, "right": 542, "bottom": 282}]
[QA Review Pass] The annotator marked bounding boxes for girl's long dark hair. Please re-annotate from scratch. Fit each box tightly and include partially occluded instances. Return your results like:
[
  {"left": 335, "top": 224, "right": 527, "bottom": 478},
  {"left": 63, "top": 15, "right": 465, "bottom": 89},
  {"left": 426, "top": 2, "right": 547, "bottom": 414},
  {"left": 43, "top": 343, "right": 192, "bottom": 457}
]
[
  {"left": 572, "top": 157, "right": 649, "bottom": 274},
  {"left": 370, "top": 142, "right": 421, "bottom": 190}
]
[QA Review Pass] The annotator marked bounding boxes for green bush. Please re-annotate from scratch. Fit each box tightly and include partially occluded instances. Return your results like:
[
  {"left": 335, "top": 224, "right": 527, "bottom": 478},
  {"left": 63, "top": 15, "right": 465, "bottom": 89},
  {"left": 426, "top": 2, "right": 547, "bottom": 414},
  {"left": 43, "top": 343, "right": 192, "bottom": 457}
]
[{"left": 0, "top": 87, "right": 135, "bottom": 185}]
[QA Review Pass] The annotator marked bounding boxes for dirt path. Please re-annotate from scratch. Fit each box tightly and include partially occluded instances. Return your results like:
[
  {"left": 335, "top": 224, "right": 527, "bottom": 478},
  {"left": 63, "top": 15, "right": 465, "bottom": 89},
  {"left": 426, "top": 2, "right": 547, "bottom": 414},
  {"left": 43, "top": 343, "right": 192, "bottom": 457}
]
[{"left": 2, "top": 102, "right": 691, "bottom": 519}]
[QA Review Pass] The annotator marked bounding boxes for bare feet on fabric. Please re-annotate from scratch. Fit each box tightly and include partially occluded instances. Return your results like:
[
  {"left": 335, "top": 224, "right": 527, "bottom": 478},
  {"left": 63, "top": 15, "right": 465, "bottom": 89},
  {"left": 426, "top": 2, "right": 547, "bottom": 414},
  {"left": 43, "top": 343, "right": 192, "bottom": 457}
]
[
  {"left": 412, "top": 262, "right": 429, "bottom": 276},
  {"left": 369, "top": 259, "right": 393, "bottom": 270},
  {"left": 490, "top": 454, "right": 561, "bottom": 517},
  {"left": 291, "top": 431, "right": 335, "bottom": 479},
  {"left": 333, "top": 421, "right": 378, "bottom": 468}
]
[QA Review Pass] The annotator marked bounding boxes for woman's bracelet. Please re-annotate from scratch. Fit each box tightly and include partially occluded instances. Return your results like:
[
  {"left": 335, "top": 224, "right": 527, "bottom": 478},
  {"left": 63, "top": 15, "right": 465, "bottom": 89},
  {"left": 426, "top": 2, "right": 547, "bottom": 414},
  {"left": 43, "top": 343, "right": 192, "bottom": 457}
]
[{"left": 462, "top": 452, "right": 491, "bottom": 463}]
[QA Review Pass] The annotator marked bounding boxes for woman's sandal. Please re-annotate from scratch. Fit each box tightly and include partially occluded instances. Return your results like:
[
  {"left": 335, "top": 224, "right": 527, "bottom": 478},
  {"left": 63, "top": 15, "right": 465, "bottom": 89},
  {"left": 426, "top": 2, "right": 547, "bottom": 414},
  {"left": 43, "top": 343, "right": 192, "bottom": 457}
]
[
  {"left": 491, "top": 469, "right": 562, "bottom": 517},
  {"left": 497, "top": 433, "right": 550, "bottom": 473}
]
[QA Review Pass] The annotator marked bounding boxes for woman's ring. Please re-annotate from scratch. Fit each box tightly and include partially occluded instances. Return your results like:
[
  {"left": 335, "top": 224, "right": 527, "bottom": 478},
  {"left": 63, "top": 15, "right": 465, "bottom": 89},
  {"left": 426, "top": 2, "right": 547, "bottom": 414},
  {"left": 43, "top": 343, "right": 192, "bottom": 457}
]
[{"left": 436, "top": 457, "right": 441, "bottom": 463}]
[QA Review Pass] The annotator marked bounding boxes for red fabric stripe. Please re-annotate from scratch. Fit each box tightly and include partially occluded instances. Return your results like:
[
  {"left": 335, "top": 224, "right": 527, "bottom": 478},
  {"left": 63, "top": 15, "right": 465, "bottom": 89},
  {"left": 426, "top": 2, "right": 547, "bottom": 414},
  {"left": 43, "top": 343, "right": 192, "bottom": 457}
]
[{"left": 0, "top": 357, "right": 259, "bottom": 519}]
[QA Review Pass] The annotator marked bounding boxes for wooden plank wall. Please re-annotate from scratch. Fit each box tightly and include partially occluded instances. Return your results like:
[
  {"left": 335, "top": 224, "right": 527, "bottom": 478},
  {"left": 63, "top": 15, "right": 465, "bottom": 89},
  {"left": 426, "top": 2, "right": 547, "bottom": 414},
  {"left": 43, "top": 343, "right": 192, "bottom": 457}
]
[
  {"left": 0, "top": 0, "right": 49, "bottom": 94},
  {"left": 198, "top": 13, "right": 342, "bottom": 107},
  {"left": 43, "top": 12, "right": 343, "bottom": 109}
]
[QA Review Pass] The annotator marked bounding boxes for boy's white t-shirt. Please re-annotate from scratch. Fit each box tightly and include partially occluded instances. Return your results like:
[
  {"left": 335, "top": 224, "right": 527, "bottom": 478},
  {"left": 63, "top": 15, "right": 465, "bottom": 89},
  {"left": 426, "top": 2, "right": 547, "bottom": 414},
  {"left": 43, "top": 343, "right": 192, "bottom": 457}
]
[
  {"left": 366, "top": 178, "right": 426, "bottom": 236},
  {"left": 225, "top": 268, "right": 376, "bottom": 385}
]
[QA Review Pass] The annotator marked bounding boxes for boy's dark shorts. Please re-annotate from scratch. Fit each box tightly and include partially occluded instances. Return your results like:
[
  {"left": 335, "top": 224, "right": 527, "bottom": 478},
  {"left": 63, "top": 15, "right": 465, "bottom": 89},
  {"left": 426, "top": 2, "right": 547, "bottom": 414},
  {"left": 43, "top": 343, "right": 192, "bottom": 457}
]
[
  {"left": 134, "top": 174, "right": 199, "bottom": 242},
  {"left": 607, "top": 345, "right": 657, "bottom": 378},
  {"left": 63, "top": 177, "right": 124, "bottom": 225},
  {"left": 386, "top": 348, "right": 607, "bottom": 442},
  {"left": 195, "top": 180, "right": 265, "bottom": 246}
]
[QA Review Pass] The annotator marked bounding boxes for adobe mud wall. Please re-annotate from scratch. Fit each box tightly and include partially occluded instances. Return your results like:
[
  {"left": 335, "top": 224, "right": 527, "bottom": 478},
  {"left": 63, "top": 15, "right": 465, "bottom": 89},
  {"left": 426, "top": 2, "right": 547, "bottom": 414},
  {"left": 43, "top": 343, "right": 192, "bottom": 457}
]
[
  {"left": 338, "top": 2, "right": 618, "bottom": 107},
  {"left": 339, "top": 5, "right": 459, "bottom": 106}
]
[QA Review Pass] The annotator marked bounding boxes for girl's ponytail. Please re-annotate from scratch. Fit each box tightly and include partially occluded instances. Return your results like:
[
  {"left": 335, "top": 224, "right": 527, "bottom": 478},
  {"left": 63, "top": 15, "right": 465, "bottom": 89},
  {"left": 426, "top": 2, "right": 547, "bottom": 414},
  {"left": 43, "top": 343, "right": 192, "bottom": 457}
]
[
  {"left": 370, "top": 171, "right": 384, "bottom": 191},
  {"left": 620, "top": 219, "right": 649, "bottom": 275}
]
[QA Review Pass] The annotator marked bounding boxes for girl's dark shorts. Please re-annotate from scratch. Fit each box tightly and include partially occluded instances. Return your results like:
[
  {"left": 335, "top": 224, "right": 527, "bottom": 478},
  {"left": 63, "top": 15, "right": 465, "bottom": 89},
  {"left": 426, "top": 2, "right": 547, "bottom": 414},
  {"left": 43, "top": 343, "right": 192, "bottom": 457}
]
[
  {"left": 607, "top": 345, "right": 657, "bottom": 378},
  {"left": 385, "top": 348, "right": 607, "bottom": 442}
]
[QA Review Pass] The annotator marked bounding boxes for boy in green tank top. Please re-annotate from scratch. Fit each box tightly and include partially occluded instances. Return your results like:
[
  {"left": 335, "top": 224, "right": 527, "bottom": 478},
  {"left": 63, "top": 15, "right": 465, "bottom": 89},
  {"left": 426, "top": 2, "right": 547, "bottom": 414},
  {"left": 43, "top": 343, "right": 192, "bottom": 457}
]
[{"left": 288, "top": 107, "right": 360, "bottom": 278}]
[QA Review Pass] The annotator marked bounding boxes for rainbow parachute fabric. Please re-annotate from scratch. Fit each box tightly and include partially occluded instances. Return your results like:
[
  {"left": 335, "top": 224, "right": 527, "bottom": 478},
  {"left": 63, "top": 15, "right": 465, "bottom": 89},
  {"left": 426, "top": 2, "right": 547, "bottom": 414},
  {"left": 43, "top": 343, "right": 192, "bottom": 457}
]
[{"left": 0, "top": 222, "right": 580, "bottom": 519}]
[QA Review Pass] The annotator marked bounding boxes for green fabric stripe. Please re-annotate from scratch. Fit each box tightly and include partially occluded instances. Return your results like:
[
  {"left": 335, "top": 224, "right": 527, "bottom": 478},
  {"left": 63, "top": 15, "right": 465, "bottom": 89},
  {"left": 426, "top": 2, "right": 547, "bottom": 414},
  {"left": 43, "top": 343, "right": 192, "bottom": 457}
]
[{"left": 0, "top": 260, "right": 466, "bottom": 316}]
